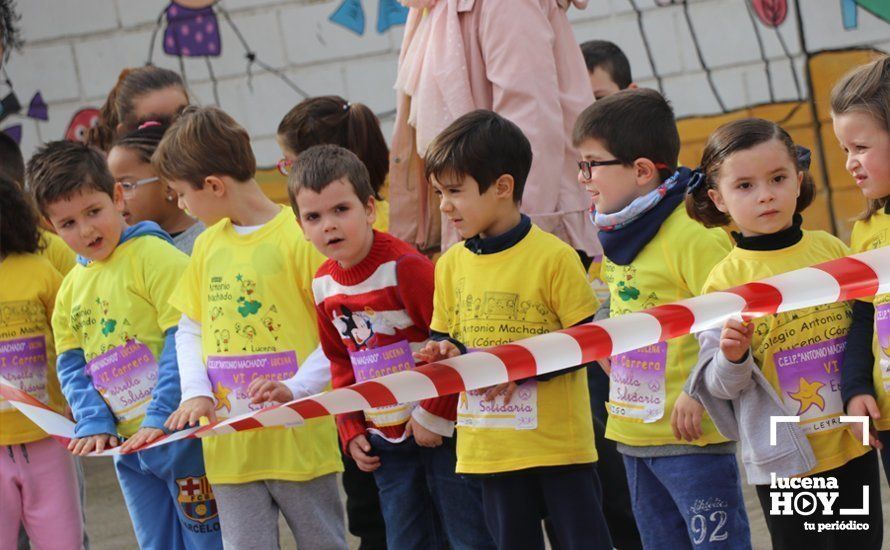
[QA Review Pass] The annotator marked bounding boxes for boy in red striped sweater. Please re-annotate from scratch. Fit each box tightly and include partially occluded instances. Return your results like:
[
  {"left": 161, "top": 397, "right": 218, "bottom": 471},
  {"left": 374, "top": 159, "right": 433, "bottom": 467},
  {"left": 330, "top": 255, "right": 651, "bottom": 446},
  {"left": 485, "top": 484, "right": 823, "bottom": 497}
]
[{"left": 251, "top": 144, "right": 494, "bottom": 550}]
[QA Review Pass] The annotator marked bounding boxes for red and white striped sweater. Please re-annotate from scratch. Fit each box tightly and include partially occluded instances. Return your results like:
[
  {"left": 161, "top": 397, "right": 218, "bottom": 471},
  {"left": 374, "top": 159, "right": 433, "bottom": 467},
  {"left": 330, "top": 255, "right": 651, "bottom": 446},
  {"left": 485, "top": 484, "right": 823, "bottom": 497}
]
[{"left": 312, "top": 231, "right": 456, "bottom": 448}]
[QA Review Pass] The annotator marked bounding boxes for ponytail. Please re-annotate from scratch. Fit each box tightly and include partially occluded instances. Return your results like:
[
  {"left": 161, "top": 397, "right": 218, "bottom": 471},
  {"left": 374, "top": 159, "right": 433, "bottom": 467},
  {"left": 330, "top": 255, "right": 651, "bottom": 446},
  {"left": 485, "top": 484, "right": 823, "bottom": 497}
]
[
  {"left": 278, "top": 96, "right": 389, "bottom": 198},
  {"left": 87, "top": 66, "right": 187, "bottom": 152}
]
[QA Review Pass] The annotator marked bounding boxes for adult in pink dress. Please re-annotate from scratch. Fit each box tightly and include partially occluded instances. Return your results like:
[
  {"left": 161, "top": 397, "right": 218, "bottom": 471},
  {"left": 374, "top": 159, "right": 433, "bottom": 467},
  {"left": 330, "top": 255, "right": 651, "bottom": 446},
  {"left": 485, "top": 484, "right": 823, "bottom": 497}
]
[{"left": 389, "top": 0, "right": 600, "bottom": 256}]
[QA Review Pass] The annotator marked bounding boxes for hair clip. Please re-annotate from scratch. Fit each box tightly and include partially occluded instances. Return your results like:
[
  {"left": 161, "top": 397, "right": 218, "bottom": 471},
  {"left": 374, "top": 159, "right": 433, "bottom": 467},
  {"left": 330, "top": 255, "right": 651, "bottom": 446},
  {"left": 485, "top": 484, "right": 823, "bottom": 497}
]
[
  {"left": 686, "top": 168, "right": 706, "bottom": 195},
  {"left": 795, "top": 145, "right": 812, "bottom": 171},
  {"left": 343, "top": 102, "right": 351, "bottom": 112},
  {"left": 138, "top": 121, "right": 162, "bottom": 130}
]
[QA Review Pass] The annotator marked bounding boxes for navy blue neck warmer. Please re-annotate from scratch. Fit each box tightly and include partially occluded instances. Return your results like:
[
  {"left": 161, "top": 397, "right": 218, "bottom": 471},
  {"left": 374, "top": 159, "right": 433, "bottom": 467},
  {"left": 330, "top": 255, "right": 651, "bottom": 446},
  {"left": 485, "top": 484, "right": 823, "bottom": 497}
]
[{"left": 597, "top": 167, "right": 694, "bottom": 266}]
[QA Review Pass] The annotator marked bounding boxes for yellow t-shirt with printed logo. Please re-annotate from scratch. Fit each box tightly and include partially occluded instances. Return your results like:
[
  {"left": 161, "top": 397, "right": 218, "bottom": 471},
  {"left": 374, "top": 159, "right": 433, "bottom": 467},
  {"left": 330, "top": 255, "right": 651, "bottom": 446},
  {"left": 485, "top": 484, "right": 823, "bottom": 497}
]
[
  {"left": 0, "top": 254, "right": 67, "bottom": 445},
  {"left": 430, "top": 225, "right": 599, "bottom": 474},
  {"left": 850, "top": 209, "right": 890, "bottom": 430},
  {"left": 170, "top": 206, "right": 341, "bottom": 484},
  {"left": 38, "top": 229, "right": 76, "bottom": 275},
  {"left": 703, "top": 231, "right": 866, "bottom": 475},
  {"left": 604, "top": 204, "right": 731, "bottom": 447},
  {"left": 52, "top": 235, "right": 188, "bottom": 438}
]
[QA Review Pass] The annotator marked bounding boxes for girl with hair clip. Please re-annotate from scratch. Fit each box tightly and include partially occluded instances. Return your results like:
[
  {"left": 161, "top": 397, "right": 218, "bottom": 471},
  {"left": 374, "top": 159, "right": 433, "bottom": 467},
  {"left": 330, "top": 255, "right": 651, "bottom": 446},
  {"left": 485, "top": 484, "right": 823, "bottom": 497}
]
[
  {"left": 88, "top": 66, "right": 189, "bottom": 152},
  {"left": 107, "top": 119, "right": 204, "bottom": 254},
  {"left": 0, "top": 176, "right": 84, "bottom": 550},
  {"left": 832, "top": 55, "right": 890, "bottom": 487},
  {"left": 277, "top": 95, "right": 390, "bottom": 232},
  {"left": 685, "top": 118, "right": 883, "bottom": 550}
]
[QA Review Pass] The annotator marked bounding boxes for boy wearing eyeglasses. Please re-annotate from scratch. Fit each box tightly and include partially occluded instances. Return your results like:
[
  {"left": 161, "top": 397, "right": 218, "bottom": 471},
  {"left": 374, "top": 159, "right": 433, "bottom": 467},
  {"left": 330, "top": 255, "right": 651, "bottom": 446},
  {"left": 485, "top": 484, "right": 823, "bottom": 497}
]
[
  {"left": 573, "top": 89, "right": 748, "bottom": 549},
  {"left": 414, "top": 110, "right": 612, "bottom": 550}
]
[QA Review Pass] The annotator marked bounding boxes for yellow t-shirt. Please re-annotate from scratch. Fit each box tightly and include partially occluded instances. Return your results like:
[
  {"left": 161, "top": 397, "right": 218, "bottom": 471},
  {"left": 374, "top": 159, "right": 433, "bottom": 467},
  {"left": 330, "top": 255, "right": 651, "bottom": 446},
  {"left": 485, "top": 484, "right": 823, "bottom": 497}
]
[
  {"left": 850, "top": 209, "right": 890, "bottom": 430},
  {"left": 604, "top": 204, "right": 731, "bottom": 447},
  {"left": 170, "top": 206, "right": 341, "bottom": 484},
  {"left": 52, "top": 235, "right": 188, "bottom": 438},
  {"left": 38, "top": 229, "right": 76, "bottom": 275},
  {"left": 373, "top": 199, "right": 389, "bottom": 233},
  {"left": 430, "top": 225, "right": 599, "bottom": 474},
  {"left": 0, "top": 254, "right": 66, "bottom": 445},
  {"left": 703, "top": 231, "right": 865, "bottom": 474}
]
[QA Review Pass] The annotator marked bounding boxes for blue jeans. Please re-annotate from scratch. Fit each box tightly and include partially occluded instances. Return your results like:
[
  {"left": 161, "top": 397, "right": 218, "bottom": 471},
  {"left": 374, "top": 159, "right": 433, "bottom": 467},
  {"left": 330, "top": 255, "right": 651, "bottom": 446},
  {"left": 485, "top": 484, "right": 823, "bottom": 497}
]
[
  {"left": 623, "top": 453, "right": 751, "bottom": 549},
  {"left": 114, "top": 438, "right": 222, "bottom": 550},
  {"left": 369, "top": 434, "right": 494, "bottom": 550}
]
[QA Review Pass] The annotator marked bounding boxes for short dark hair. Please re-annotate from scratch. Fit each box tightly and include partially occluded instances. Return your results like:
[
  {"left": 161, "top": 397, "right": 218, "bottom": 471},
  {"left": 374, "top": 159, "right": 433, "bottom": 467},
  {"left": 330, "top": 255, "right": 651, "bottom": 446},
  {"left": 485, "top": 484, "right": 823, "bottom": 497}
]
[
  {"left": 152, "top": 106, "right": 255, "bottom": 189},
  {"left": 26, "top": 140, "right": 115, "bottom": 217},
  {"left": 685, "top": 118, "right": 816, "bottom": 227},
  {"left": 424, "top": 110, "right": 532, "bottom": 203},
  {"left": 287, "top": 144, "right": 374, "bottom": 218},
  {"left": 580, "top": 40, "right": 632, "bottom": 89},
  {"left": 0, "top": 175, "right": 40, "bottom": 256},
  {"left": 573, "top": 88, "right": 679, "bottom": 180},
  {"left": 0, "top": 130, "right": 24, "bottom": 186}
]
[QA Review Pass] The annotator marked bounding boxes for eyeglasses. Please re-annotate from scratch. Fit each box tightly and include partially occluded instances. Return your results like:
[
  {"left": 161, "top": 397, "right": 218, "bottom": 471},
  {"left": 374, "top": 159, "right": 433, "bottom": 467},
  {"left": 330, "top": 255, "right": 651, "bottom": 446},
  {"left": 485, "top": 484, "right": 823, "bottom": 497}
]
[
  {"left": 578, "top": 159, "right": 623, "bottom": 181},
  {"left": 277, "top": 158, "right": 293, "bottom": 176},
  {"left": 118, "top": 177, "right": 160, "bottom": 197}
]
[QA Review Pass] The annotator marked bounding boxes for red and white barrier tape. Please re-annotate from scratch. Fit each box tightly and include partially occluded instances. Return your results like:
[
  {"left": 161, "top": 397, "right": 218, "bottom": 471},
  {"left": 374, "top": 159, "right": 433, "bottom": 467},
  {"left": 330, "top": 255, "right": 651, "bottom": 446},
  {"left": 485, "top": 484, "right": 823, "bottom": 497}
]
[{"left": 3, "top": 247, "right": 888, "bottom": 455}]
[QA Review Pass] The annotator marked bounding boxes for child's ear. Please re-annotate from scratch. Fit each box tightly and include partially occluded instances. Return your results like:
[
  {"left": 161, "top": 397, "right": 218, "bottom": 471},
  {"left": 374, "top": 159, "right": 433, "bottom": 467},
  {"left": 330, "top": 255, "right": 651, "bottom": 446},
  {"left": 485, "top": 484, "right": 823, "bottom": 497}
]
[
  {"left": 796, "top": 170, "right": 804, "bottom": 197},
  {"left": 494, "top": 174, "right": 515, "bottom": 200},
  {"left": 205, "top": 175, "right": 226, "bottom": 197},
  {"left": 632, "top": 158, "right": 658, "bottom": 187},
  {"left": 365, "top": 196, "right": 377, "bottom": 226},
  {"left": 707, "top": 188, "right": 729, "bottom": 214},
  {"left": 112, "top": 182, "right": 126, "bottom": 212},
  {"left": 627, "top": 82, "right": 638, "bottom": 90}
]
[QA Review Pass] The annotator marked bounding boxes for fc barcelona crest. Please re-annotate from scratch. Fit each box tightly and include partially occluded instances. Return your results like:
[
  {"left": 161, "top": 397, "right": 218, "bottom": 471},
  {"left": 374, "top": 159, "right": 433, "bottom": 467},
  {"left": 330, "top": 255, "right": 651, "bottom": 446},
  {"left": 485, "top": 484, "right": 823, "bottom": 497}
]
[{"left": 176, "top": 475, "right": 218, "bottom": 523}]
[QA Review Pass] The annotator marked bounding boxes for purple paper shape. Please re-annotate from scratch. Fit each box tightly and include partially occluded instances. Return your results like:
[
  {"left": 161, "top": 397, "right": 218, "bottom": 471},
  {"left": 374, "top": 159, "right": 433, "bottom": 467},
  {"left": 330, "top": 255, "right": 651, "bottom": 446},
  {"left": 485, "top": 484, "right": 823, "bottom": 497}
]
[
  {"left": 2, "top": 124, "right": 22, "bottom": 144},
  {"left": 27, "top": 91, "right": 48, "bottom": 121}
]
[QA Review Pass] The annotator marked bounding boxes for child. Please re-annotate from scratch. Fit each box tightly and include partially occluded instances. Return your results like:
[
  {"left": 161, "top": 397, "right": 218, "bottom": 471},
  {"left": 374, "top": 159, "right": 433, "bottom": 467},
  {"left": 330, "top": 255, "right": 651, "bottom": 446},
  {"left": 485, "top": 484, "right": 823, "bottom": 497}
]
[
  {"left": 107, "top": 120, "right": 204, "bottom": 254},
  {"left": 580, "top": 39, "right": 638, "bottom": 100},
  {"left": 276, "top": 96, "right": 390, "bottom": 549},
  {"left": 156, "top": 106, "right": 346, "bottom": 549},
  {"left": 0, "top": 131, "right": 75, "bottom": 275},
  {"left": 686, "top": 117, "right": 882, "bottom": 549},
  {"left": 88, "top": 66, "right": 189, "bottom": 152},
  {"left": 415, "top": 110, "right": 611, "bottom": 550},
  {"left": 0, "top": 176, "right": 83, "bottom": 550},
  {"left": 277, "top": 95, "right": 390, "bottom": 232},
  {"left": 833, "top": 55, "right": 890, "bottom": 484},
  {"left": 250, "top": 143, "right": 494, "bottom": 549},
  {"left": 579, "top": 37, "right": 644, "bottom": 550},
  {"left": 574, "top": 89, "right": 751, "bottom": 549},
  {"left": 26, "top": 141, "right": 222, "bottom": 549}
]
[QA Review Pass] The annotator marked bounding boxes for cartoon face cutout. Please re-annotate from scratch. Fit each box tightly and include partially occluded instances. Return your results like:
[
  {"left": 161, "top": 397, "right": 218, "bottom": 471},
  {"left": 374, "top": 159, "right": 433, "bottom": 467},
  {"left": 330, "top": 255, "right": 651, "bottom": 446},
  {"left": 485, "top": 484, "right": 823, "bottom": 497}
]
[{"left": 65, "top": 108, "right": 100, "bottom": 143}]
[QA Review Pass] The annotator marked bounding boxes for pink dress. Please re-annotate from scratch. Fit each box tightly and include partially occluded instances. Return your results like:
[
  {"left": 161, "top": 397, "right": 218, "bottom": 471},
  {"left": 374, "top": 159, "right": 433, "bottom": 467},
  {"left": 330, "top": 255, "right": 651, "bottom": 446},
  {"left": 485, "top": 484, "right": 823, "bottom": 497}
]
[{"left": 390, "top": 0, "right": 600, "bottom": 255}]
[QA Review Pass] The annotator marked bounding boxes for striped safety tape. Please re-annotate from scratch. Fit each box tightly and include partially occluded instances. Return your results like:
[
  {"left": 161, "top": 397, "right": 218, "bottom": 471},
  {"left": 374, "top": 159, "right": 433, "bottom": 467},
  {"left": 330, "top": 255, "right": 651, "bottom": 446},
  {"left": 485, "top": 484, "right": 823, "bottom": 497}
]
[{"left": 2, "top": 247, "right": 888, "bottom": 454}]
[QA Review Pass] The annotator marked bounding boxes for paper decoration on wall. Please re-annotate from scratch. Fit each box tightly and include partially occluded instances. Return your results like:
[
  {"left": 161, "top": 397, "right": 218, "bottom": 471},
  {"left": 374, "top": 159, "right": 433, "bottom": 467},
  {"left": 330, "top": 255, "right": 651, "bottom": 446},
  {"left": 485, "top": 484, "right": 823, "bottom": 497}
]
[
  {"left": 2, "top": 123, "right": 21, "bottom": 144},
  {"left": 841, "top": 0, "right": 890, "bottom": 29},
  {"left": 329, "top": 0, "right": 408, "bottom": 35},
  {"left": 65, "top": 108, "right": 100, "bottom": 144},
  {"left": 751, "top": 0, "right": 788, "bottom": 27},
  {"left": 148, "top": 0, "right": 308, "bottom": 106},
  {"left": 0, "top": 90, "right": 19, "bottom": 123},
  {"left": 27, "top": 91, "right": 47, "bottom": 121},
  {"left": 163, "top": 1, "right": 221, "bottom": 58}
]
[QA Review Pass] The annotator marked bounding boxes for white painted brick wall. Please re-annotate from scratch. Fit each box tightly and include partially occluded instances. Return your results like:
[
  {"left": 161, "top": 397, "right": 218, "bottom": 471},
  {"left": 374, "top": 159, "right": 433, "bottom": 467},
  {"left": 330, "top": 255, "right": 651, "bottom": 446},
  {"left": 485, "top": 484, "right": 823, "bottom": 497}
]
[{"left": 5, "top": 0, "right": 888, "bottom": 164}]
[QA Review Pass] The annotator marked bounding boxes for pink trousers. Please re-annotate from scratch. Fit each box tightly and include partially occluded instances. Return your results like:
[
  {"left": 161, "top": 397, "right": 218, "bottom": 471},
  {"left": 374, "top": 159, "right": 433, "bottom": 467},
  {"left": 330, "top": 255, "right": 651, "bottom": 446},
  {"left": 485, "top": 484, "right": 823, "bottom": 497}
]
[{"left": 0, "top": 437, "right": 84, "bottom": 550}]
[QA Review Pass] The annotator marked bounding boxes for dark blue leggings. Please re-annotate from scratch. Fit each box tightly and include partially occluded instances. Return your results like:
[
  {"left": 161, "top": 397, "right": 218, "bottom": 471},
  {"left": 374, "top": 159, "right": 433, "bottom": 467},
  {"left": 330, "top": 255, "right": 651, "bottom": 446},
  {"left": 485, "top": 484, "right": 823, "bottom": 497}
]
[{"left": 878, "top": 430, "right": 890, "bottom": 487}]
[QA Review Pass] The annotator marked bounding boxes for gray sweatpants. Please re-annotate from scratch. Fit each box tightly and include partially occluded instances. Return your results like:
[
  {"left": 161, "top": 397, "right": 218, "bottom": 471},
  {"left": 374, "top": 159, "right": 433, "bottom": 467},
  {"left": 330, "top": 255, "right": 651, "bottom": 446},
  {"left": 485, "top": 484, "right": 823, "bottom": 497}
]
[{"left": 214, "top": 473, "right": 345, "bottom": 550}]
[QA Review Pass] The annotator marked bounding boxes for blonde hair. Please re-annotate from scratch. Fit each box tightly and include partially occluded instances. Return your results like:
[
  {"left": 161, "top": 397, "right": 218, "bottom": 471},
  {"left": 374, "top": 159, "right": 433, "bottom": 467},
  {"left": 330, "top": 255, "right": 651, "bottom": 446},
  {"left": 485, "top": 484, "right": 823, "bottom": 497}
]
[
  {"left": 830, "top": 55, "right": 890, "bottom": 220},
  {"left": 152, "top": 106, "right": 255, "bottom": 188}
]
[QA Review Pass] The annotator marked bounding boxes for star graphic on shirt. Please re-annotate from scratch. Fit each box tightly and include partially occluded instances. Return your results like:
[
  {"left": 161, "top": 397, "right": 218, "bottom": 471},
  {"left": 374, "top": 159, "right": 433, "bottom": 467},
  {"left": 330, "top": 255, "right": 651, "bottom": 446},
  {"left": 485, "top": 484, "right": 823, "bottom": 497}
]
[
  {"left": 213, "top": 381, "right": 232, "bottom": 413},
  {"left": 787, "top": 378, "right": 825, "bottom": 415}
]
